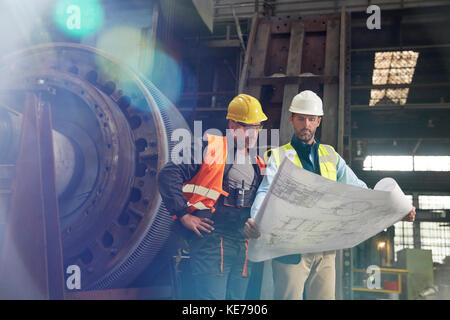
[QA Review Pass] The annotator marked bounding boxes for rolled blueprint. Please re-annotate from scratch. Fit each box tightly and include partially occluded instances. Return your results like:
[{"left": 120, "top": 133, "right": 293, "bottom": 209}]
[
  {"left": 248, "top": 159, "right": 415, "bottom": 262},
  {"left": 374, "top": 177, "right": 413, "bottom": 214}
]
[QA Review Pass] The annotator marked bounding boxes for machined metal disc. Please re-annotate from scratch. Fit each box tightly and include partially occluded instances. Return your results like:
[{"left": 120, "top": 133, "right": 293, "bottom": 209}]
[{"left": 0, "top": 43, "right": 189, "bottom": 289}]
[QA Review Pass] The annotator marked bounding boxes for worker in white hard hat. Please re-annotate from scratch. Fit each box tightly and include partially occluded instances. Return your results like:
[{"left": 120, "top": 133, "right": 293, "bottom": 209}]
[{"left": 245, "top": 90, "right": 416, "bottom": 300}]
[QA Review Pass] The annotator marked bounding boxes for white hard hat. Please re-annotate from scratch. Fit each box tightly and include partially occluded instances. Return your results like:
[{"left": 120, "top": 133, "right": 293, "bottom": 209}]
[{"left": 289, "top": 90, "right": 323, "bottom": 116}]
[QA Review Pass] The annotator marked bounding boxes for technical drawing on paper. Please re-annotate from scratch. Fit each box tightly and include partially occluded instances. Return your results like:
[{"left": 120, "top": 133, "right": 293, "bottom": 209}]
[
  {"left": 271, "top": 173, "right": 324, "bottom": 208},
  {"left": 247, "top": 158, "right": 413, "bottom": 262}
]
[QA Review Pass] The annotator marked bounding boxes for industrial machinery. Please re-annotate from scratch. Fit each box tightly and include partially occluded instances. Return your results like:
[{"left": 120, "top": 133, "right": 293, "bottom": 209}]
[{"left": 0, "top": 43, "right": 189, "bottom": 292}]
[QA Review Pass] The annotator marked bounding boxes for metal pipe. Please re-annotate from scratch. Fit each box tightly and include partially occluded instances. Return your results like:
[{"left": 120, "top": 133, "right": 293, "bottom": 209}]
[
  {"left": 216, "top": 0, "right": 449, "bottom": 9},
  {"left": 239, "top": 12, "right": 259, "bottom": 93},
  {"left": 215, "top": 0, "right": 337, "bottom": 9},
  {"left": 214, "top": 0, "right": 449, "bottom": 19},
  {"left": 232, "top": 6, "right": 247, "bottom": 52}
]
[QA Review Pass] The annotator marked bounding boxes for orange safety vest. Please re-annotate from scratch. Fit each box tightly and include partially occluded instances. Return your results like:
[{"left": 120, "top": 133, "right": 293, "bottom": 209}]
[{"left": 182, "top": 134, "right": 266, "bottom": 214}]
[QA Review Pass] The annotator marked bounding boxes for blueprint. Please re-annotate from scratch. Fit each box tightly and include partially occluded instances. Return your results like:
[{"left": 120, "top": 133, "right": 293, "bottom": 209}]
[{"left": 247, "top": 159, "right": 413, "bottom": 262}]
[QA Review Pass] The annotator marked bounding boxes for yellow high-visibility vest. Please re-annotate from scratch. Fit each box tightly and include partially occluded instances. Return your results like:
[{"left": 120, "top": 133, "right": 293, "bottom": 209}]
[{"left": 268, "top": 142, "right": 338, "bottom": 181}]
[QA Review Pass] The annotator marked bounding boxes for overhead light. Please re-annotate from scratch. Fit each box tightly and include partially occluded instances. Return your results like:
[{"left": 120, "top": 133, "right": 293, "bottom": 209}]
[{"left": 377, "top": 241, "right": 386, "bottom": 250}]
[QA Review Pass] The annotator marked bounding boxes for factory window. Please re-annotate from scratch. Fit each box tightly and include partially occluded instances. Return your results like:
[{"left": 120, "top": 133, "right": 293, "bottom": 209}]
[
  {"left": 363, "top": 156, "right": 413, "bottom": 171},
  {"left": 363, "top": 156, "right": 450, "bottom": 171},
  {"left": 394, "top": 220, "right": 450, "bottom": 264},
  {"left": 420, "top": 222, "right": 450, "bottom": 264},
  {"left": 370, "top": 51, "right": 419, "bottom": 106},
  {"left": 394, "top": 221, "right": 414, "bottom": 261},
  {"left": 418, "top": 196, "right": 450, "bottom": 210},
  {"left": 414, "top": 156, "right": 450, "bottom": 171}
]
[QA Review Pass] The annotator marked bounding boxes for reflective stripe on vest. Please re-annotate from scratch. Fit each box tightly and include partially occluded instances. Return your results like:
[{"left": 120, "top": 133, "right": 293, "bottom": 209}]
[
  {"left": 270, "top": 143, "right": 338, "bottom": 181},
  {"left": 187, "top": 201, "right": 210, "bottom": 211},
  {"left": 182, "top": 134, "right": 266, "bottom": 214},
  {"left": 182, "top": 184, "right": 221, "bottom": 200}
]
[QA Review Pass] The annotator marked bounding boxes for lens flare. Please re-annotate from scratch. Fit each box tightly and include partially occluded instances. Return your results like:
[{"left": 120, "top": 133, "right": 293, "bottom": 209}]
[
  {"left": 95, "top": 26, "right": 183, "bottom": 106},
  {"left": 52, "top": 0, "right": 104, "bottom": 38},
  {"left": 151, "top": 46, "right": 184, "bottom": 105}
]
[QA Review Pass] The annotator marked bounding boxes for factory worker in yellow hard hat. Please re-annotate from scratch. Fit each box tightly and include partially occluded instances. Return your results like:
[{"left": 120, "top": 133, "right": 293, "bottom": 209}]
[{"left": 158, "top": 93, "right": 267, "bottom": 299}]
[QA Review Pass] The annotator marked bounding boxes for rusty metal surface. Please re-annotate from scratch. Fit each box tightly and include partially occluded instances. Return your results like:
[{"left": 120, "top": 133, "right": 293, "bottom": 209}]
[{"left": 244, "top": 15, "right": 341, "bottom": 140}]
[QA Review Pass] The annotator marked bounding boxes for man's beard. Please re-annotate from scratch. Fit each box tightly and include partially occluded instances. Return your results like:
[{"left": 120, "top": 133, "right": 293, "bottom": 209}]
[{"left": 295, "top": 129, "right": 314, "bottom": 143}]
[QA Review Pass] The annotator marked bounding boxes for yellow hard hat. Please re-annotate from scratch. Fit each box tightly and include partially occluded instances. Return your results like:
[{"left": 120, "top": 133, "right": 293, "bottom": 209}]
[{"left": 226, "top": 94, "right": 268, "bottom": 124}]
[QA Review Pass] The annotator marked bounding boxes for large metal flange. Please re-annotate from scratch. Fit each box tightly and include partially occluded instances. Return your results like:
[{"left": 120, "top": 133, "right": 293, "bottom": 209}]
[{"left": 0, "top": 43, "right": 189, "bottom": 289}]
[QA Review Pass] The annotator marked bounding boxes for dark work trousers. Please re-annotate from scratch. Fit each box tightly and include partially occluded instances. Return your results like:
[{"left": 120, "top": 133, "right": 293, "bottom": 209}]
[{"left": 189, "top": 231, "right": 252, "bottom": 300}]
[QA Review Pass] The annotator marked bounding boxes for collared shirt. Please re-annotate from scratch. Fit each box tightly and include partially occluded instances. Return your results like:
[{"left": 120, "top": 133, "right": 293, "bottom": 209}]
[
  {"left": 290, "top": 135, "right": 320, "bottom": 174},
  {"left": 250, "top": 136, "right": 368, "bottom": 219}
]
